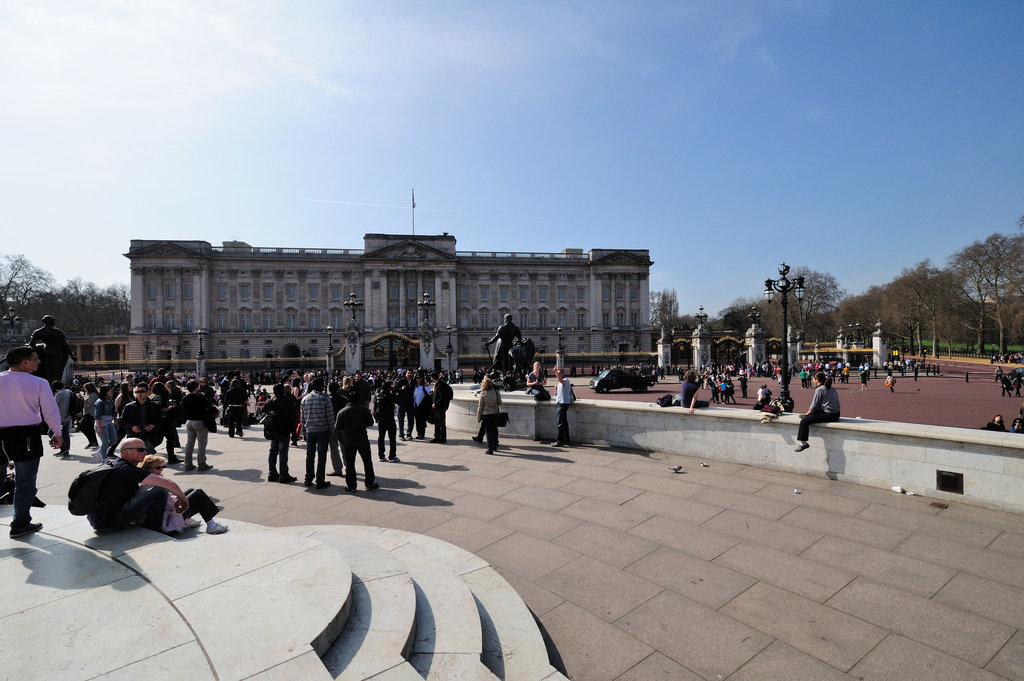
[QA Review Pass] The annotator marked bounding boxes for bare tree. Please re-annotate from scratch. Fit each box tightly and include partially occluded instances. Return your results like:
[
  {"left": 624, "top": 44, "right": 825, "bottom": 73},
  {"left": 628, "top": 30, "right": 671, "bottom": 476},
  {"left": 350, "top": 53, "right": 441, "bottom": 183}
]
[
  {"left": 887, "top": 261, "right": 959, "bottom": 357},
  {"left": 790, "top": 267, "right": 845, "bottom": 340},
  {"left": 0, "top": 254, "right": 54, "bottom": 321},
  {"left": 649, "top": 288, "right": 681, "bottom": 331},
  {"left": 948, "top": 233, "right": 1023, "bottom": 355}
]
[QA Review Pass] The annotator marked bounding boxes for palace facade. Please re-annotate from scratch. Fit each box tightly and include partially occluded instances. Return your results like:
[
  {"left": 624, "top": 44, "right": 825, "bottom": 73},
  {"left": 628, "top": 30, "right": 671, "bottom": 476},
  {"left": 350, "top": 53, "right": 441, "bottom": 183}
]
[{"left": 125, "top": 234, "right": 653, "bottom": 369}]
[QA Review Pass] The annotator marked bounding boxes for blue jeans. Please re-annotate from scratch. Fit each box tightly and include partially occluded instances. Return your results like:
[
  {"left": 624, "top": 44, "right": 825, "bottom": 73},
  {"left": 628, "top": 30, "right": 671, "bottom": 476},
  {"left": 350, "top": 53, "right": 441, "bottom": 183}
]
[
  {"left": 13, "top": 456, "right": 41, "bottom": 529},
  {"left": 556, "top": 403, "right": 571, "bottom": 445},
  {"left": 268, "top": 437, "right": 291, "bottom": 477},
  {"left": 305, "top": 430, "right": 330, "bottom": 484},
  {"left": 91, "top": 486, "right": 168, "bottom": 532},
  {"left": 397, "top": 405, "right": 413, "bottom": 437},
  {"left": 98, "top": 422, "right": 117, "bottom": 458}
]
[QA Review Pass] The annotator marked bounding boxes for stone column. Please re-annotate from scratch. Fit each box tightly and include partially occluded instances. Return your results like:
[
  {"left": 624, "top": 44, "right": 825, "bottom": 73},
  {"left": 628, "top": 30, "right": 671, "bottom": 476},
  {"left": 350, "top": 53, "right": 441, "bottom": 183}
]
[
  {"left": 692, "top": 325, "right": 711, "bottom": 369},
  {"left": 745, "top": 324, "right": 766, "bottom": 367},
  {"left": 345, "top": 329, "right": 362, "bottom": 373},
  {"left": 788, "top": 327, "right": 801, "bottom": 368},
  {"left": 838, "top": 330, "right": 849, "bottom": 365},
  {"left": 872, "top": 322, "right": 886, "bottom": 367},
  {"left": 419, "top": 328, "right": 435, "bottom": 371},
  {"left": 657, "top": 327, "right": 672, "bottom": 370}
]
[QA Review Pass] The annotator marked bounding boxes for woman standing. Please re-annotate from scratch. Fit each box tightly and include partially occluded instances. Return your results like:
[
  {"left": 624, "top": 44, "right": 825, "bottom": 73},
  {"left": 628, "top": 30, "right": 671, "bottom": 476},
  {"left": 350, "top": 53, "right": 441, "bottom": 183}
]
[
  {"left": 80, "top": 382, "right": 100, "bottom": 449},
  {"left": 794, "top": 372, "right": 841, "bottom": 452},
  {"left": 476, "top": 374, "right": 502, "bottom": 455},
  {"left": 93, "top": 385, "right": 117, "bottom": 461}
]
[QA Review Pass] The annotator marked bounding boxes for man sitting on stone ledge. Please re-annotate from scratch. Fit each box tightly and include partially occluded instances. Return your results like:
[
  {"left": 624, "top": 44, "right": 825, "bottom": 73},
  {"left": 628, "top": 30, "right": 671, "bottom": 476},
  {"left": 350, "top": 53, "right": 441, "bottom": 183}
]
[{"left": 87, "top": 437, "right": 189, "bottom": 533}]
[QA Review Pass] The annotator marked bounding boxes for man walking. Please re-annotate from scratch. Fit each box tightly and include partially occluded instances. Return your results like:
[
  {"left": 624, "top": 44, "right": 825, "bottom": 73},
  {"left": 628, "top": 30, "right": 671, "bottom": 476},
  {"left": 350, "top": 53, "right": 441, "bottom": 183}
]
[
  {"left": 0, "top": 347, "right": 64, "bottom": 538},
  {"left": 430, "top": 372, "right": 453, "bottom": 443},
  {"left": 52, "top": 380, "right": 73, "bottom": 457},
  {"left": 336, "top": 393, "right": 378, "bottom": 492},
  {"left": 552, "top": 366, "right": 573, "bottom": 447},
  {"left": 300, "top": 378, "right": 334, "bottom": 489}
]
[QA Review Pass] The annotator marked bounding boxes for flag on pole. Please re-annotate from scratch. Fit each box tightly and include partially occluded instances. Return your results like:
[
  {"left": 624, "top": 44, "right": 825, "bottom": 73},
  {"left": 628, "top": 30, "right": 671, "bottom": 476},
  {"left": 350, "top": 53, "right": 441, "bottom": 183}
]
[{"left": 412, "top": 189, "right": 416, "bottom": 209}]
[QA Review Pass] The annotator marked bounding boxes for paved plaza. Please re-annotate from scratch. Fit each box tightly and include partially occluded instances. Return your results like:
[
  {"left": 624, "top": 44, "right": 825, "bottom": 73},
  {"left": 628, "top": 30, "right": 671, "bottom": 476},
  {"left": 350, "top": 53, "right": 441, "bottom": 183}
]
[
  {"left": 10, "top": 407, "right": 1024, "bottom": 681},
  {"left": 576, "top": 357, "right": 1024, "bottom": 431}
]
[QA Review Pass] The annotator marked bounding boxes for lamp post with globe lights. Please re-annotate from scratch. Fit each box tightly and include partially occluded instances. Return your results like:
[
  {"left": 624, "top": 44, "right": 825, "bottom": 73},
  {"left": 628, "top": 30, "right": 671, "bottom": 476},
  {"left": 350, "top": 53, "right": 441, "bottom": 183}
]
[{"left": 763, "top": 263, "right": 805, "bottom": 412}]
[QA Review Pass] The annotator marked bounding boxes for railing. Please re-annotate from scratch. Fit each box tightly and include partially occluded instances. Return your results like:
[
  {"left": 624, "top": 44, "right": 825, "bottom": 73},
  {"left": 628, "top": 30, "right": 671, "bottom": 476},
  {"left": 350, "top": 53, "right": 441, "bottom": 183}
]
[
  {"left": 455, "top": 251, "right": 589, "bottom": 260},
  {"left": 211, "top": 246, "right": 365, "bottom": 256}
]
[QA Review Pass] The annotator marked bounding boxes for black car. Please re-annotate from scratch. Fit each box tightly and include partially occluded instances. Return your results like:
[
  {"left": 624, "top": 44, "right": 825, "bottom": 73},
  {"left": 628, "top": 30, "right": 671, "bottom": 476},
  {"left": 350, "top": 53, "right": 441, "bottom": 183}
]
[{"left": 589, "top": 368, "right": 657, "bottom": 393}]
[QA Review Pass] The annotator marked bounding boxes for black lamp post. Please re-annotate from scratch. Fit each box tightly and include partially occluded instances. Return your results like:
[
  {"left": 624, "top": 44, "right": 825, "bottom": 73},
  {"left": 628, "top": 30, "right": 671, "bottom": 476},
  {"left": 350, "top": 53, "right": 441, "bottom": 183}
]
[
  {"left": 747, "top": 306, "right": 761, "bottom": 328},
  {"left": 326, "top": 324, "right": 334, "bottom": 374},
  {"left": 445, "top": 324, "right": 453, "bottom": 371},
  {"left": 418, "top": 292, "right": 435, "bottom": 327},
  {"left": 763, "top": 263, "right": 805, "bottom": 412},
  {"left": 1, "top": 306, "right": 21, "bottom": 340},
  {"left": 695, "top": 306, "right": 708, "bottom": 327},
  {"left": 343, "top": 292, "right": 364, "bottom": 327},
  {"left": 195, "top": 328, "right": 207, "bottom": 377},
  {"left": 557, "top": 327, "right": 564, "bottom": 353}
]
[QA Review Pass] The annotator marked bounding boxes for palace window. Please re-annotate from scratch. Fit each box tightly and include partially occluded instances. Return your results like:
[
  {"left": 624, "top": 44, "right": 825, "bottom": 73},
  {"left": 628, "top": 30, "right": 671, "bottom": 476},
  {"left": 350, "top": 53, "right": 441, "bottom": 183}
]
[{"left": 240, "top": 285, "right": 250, "bottom": 300}]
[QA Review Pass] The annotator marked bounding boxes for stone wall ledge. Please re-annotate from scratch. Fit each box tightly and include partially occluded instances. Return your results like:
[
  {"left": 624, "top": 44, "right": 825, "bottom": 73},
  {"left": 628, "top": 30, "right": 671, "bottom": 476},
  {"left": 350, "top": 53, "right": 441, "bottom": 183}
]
[{"left": 447, "top": 390, "right": 1024, "bottom": 515}]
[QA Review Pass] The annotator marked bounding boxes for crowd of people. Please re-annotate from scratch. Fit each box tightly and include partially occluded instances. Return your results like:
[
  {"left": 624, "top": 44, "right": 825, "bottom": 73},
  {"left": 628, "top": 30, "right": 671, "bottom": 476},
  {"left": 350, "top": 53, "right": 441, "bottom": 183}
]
[{"left": 1, "top": 345, "right": 580, "bottom": 539}]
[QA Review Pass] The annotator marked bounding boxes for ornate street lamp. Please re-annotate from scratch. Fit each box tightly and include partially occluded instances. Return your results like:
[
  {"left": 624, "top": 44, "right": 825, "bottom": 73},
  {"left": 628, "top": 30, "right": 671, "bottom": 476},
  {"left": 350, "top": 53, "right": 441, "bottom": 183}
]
[
  {"left": 343, "top": 292, "right": 364, "bottom": 328},
  {"left": 747, "top": 306, "right": 761, "bottom": 328},
  {"left": 695, "top": 305, "right": 708, "bottom": 327},
  {"left": 417, "top": 292, "right": 435, "bottom": 328},
  {"left": 763, "top": 263, "right": 805, "bottom": 412},
  {"left": 326, "top": 324, "right": 334, "bottom": 374},
  {"left": 1, "top": 306, "right": 22, "bottom": 341}
]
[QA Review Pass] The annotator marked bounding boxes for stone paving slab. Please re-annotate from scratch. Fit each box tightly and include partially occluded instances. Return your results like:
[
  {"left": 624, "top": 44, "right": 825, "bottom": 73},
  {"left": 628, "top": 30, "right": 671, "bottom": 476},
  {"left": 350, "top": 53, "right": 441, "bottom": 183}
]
[{"left": 15, "top": 425, "right": 1024, "bottom": 681}]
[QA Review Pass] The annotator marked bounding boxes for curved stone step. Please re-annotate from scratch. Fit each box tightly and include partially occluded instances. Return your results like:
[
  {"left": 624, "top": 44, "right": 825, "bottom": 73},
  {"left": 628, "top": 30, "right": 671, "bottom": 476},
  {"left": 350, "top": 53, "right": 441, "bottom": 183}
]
[
  {"left": 463, "top": 567, "right": 568, "bottom": 681},
  {"left": 341, "top": 527, "right": 499, "bottom": 681},
  {"left": 307, "top": 528, "right": 422, "bottom": 681},
  {"left": 2, "top": 508, "right": 350, "bottom": 681},
  {"left": 378, "top": 530, "right": 566, "bottom": 681}
]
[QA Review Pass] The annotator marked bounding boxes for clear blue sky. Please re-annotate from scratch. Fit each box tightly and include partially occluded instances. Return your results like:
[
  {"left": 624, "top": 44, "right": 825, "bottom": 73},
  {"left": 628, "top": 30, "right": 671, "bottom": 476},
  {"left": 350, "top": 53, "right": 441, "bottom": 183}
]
[{"left": 2, "top": 1, "right": 1022, "bottom": 317}]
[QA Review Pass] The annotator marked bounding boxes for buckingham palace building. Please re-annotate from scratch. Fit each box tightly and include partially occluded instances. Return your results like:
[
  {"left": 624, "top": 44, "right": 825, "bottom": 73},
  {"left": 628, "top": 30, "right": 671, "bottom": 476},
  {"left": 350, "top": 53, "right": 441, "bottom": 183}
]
[{"left": 125, "top": 234, "right": 653, "bottom": 371}]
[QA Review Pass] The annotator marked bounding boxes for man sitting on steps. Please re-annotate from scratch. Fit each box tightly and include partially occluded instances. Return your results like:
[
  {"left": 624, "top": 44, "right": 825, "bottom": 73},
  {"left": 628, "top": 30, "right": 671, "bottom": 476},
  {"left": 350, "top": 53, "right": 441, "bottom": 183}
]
[{"left": 87, "top": 437, "right": 189, "bottom": 533}]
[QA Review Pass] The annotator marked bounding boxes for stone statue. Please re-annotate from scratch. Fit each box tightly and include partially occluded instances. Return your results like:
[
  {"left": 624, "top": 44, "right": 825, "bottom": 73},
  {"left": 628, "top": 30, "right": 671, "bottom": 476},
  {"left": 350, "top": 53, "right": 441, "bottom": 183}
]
[
  {"left": 485, "top": 314, "right": 523, "bottom": 373},
  {"left": 29, "top": 315, "right": 77, "bottom": 386}
]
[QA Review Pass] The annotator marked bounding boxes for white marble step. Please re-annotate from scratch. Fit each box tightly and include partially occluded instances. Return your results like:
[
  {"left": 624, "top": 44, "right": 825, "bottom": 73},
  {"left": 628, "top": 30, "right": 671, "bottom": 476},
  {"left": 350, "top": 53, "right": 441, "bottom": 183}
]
[
  {"left": 1, "top": 508, "right": 348, "bottom": 681},
  {"left": 344, "top": 527, "right": 564, "bottom": 681},
  {"left": 304, "top": 528, "right": 422, "bottom": 681},
  {"left": 341, "top": 527, "right": 499, "bottom": 681},
  {"left": 463, "top": 567, "right": 568, "bottom": 681}
]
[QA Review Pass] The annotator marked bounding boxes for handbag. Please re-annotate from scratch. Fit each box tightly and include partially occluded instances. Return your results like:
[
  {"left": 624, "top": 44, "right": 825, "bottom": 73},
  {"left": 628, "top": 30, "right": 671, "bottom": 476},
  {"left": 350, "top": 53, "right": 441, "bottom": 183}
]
[{"left": 496, "top": 411, "right": 509, "bottom": 428}]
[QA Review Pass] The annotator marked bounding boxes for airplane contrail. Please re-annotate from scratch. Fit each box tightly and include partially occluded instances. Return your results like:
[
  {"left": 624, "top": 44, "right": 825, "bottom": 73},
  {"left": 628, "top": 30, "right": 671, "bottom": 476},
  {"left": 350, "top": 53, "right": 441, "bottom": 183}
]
[
  {"left": 299, "top": 198, "right": 537, "bottom": 220},
  {"left": 923, "top": 115, "right": 1024, "bottom": 224}
]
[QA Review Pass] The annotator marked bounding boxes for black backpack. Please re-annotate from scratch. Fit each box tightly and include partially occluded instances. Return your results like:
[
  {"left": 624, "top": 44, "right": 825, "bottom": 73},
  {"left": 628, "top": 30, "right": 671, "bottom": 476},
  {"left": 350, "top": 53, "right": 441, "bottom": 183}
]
[
  {"left": 68, "top": 391, "right": 84, "bottom": 417},
  {"left": 262, "top": 411, "right": 279, "bottom": 440},
  {"left": 67, "top": 462, "right": 115, "bottom": 516},
  {"left": 657, "top": 394, "right": 675, "bottom": 408}
]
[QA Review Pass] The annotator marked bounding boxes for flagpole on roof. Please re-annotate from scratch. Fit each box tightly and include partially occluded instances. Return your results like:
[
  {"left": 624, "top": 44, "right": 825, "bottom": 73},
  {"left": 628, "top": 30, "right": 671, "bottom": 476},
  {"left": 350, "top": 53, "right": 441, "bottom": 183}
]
[{"left": 411, "top": 189, "right": 416, "bottom": 236}]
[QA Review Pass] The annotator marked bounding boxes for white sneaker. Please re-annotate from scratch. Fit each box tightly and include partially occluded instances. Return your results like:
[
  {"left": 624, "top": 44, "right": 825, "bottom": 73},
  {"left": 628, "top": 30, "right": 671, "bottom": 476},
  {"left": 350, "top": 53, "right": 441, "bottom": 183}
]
[
  {"left": 206, "top": 521, "right": 229, "bottom": 534},
  {"left": 182, "top": 518, "right": 202, "bottom": 530}
]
